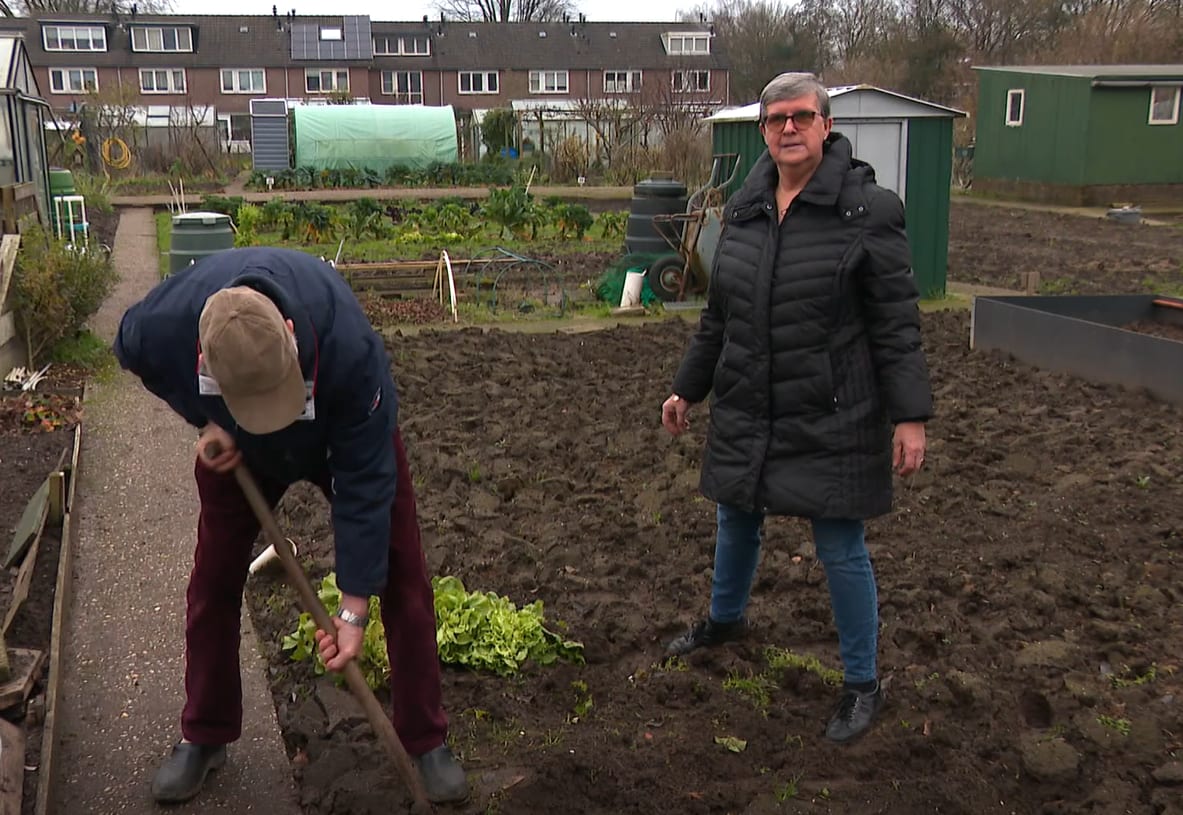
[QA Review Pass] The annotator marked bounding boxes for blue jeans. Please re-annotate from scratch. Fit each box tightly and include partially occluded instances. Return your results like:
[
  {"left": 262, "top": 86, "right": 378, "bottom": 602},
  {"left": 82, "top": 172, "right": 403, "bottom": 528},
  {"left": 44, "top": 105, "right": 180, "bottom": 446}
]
[{"left": 709, "top": 504, "right": 878, "bottom": 685}]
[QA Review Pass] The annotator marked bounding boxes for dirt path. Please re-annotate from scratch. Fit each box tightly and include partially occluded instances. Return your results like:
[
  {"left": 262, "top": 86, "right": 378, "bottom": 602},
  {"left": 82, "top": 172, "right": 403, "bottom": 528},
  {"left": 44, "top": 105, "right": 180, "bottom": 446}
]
[{"left": 49, "top": 208, "right": 299, "bottom": 814}]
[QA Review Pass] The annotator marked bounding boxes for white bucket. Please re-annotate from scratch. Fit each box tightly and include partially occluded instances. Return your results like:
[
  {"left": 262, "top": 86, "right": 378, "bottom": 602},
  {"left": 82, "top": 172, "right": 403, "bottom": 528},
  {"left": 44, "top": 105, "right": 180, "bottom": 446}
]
[
  {"left": 620, "top": 270, "right": 646, "bottom": 308},
  {"left": 249, "top": 538, "right": 298, "bottom": 575}
]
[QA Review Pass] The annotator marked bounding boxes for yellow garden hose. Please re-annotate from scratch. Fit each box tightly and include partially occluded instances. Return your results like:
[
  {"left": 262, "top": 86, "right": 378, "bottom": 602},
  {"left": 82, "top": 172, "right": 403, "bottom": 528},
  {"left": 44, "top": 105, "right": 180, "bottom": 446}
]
[{"left": 101, "top": 136, "right": 132, "bottom": 170}]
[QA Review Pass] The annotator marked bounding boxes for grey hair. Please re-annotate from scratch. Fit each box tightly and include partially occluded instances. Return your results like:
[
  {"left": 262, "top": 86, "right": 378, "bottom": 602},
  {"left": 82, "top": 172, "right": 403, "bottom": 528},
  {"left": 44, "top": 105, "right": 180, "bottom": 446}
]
[{"left": 759, "top": 72, "right": 830, "bottom": 121}]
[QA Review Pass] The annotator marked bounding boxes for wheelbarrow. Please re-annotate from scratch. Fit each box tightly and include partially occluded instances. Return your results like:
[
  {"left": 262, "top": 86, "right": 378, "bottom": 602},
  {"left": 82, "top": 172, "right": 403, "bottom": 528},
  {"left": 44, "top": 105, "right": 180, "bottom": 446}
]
[{"left": 647, "top": 153, "right": 742, "bottom": 302}]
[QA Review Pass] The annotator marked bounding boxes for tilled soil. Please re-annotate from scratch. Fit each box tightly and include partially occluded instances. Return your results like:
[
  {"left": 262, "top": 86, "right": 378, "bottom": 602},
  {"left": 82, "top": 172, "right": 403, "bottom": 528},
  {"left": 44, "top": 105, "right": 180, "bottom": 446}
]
[
  {"left": 948, "top": 202, "right": 1183, "bottom": 295},
  {"left": 246, "top": 309, "right": 1183, "bottom": 815}
]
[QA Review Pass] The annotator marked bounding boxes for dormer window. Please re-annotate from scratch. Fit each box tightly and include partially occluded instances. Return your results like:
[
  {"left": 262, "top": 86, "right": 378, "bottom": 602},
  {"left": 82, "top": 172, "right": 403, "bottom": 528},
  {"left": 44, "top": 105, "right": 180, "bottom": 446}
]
[
  {"left": 320, "top": 26, "right": 342, "bottom": 41},
  {"left": 43, "top": 24, "right": 107, "bottom": 52},
  {"left": 664, "top": 32, "right": 710, "bottom": 55},
  {"left": 131, "top": 25, "right": 193, "bottom": 53},
  {"left": 372, "top": 35, "right": 431, "bottom": 56}
]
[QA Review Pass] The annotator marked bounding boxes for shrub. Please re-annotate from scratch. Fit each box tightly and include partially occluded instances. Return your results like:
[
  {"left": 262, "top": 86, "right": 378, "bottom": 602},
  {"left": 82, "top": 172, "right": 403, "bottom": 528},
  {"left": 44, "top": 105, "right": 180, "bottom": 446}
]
[
  {"left": 234, "top": 203, "right": 262, "bottom": 247},
  {"left": 551, "top": 136, "right": 588, "bottom": 184},
  {"left": 11, "top": 221, "right": 118, "bottom": 365},
  {"left": 481, "top": 108, "right": 517, "bottom": 155},
  {"left": 72, "top": 172, "right": 114, "bottom": 214}
]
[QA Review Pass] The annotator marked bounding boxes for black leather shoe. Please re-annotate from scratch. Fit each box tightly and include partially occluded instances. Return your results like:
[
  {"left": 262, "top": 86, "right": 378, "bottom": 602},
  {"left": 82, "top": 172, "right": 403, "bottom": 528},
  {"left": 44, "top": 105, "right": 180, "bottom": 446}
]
[
  {"left": 666, "top": 617, "right": 748, "bottom": 656},
  {"left": 414, "top": 744, "right": 468, "bottom": 803},
  {"left": 825, "top": 683, "right": 885, "bottom": 743},
  {"left": 151, "top": 741, "right": 227, "bottom": 803}
]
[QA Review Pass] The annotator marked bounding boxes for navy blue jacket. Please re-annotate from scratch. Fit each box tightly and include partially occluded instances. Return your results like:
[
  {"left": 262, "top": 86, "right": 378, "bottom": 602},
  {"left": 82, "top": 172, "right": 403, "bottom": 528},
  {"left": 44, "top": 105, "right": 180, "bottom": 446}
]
[{"left": 114, "top": 246, "right": 398, "bottom": 597}]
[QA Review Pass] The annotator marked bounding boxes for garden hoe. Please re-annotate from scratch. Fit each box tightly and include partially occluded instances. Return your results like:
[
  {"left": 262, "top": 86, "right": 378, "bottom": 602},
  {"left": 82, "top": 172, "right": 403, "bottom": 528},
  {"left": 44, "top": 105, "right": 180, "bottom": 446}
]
[{"left": 204, "top": 442, "right": 434, "bottom": 815}]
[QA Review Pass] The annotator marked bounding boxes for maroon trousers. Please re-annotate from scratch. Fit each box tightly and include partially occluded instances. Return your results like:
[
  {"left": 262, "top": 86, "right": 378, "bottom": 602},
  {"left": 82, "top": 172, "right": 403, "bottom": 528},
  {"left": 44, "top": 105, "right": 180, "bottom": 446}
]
[{"left": 181, "top": 429, "right": 448, "bottom": 756}]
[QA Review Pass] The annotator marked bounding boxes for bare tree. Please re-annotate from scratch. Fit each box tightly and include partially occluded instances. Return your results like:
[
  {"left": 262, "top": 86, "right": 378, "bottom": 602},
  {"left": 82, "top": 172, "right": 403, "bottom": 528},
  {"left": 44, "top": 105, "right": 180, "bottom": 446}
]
[
  {"left": 569, "top": 94, "right": 657, "bottom": 167},
  {"left": 1042, "top": 0, "right": 1182, "bottom": 61},
  {"left": 433, "top": 0, "right": 573, "bottom": 22},
  {"left": 685, "top": 0, "right": 833, "bottom": 102},
  {"left": 818, "top": 0, "right": 901, "bottom": 66},
  {"left": 10, "top": 0, "right": 172, "bottom": 13}
]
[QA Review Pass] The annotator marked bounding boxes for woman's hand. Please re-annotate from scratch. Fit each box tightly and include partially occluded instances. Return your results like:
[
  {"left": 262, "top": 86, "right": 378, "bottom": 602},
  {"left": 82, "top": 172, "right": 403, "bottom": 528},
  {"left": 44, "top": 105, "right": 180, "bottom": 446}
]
[
  {"left": 661, "top": 394, "right": 692, "bottom": 436},
  {"left": 893, "top": 422, "right": 926, "bottom": 476}
]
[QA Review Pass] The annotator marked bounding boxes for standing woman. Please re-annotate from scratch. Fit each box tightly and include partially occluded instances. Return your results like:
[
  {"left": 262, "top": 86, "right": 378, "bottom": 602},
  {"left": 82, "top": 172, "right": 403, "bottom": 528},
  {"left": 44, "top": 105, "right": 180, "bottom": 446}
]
[{"left": 661, "top": 72, "right": 933, "bottom": 743}]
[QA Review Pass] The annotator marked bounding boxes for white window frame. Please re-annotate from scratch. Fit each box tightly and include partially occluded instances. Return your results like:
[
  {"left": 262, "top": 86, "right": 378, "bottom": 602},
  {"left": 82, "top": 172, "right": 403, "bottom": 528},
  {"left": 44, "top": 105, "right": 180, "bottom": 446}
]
[
  {"left": 131, "top": 26, "right": 194, "bottom": 53},
  {"left": 381, "top": 70, "right": 423, "bottom": 104},
  {"left": 604, "top": 69, "right": 642, "bottom": 94},
  {"left": 320, "top": 26, "right": 342, "bottom": 41},
  {"left": 665, "top": 32, "right": 710, "bottom": 55},
  {"left": 1005, "top": 89, "right": 1024, "bottom": 127},
  {"left": 458, "top": 71, "right": 498, "bottom": 95},
  {"left": 672, "top": 69, "right": 710, "bottom": 93},
  {"left": 220, "top": 68, "right": 266, "bottom": 94},
  {"left": 48, "top": 67, "right": 98, "bottom": 94},
  {"left": 373, "top": 35, "right": 431, "bottom": 56},
  {"left": 139, "top": 68, "right": 187, "bottom": 94},
  {"left": 1148, "top": 86, "right": 1180, "bottom": 125},
  {"left": 42, "top": 24, "right": 107, "bottom": 52},
  {"left": 305, "top": 68, "right": 350, "bottom": 94},
  {"left": 529, "top": 70, "right": 568, "bottom": 94}
]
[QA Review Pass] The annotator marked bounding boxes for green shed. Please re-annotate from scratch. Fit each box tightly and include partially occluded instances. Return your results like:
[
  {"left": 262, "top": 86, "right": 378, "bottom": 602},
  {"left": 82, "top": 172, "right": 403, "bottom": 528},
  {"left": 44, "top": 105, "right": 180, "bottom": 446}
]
[
  {"left": 707, "top": 85, "right": 965, "bottom": 298},
  {"left": 972, "top": 65, "right": 1183, "bottom": 206}
]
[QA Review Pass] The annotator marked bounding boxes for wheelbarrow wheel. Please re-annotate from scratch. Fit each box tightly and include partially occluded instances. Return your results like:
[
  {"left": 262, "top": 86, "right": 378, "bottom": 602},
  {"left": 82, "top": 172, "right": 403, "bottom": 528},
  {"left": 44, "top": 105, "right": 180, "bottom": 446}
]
[{"left": 648, "top": 254, "right": 688, "bottom": 302}]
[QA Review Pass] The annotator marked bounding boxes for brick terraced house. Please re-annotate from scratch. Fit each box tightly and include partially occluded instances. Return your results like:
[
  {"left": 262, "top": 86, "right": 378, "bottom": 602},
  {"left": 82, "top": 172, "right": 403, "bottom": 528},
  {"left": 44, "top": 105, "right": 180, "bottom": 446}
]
[{"left": 4, "top": 11, "right": 730, "bottom": 158}]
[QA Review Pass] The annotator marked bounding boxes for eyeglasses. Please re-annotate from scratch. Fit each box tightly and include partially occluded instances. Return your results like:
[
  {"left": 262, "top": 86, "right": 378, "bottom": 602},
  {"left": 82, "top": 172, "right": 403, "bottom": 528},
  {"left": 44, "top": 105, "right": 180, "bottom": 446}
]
[{"left": 762, "top": 110, "right": 820, "bottom": 130}]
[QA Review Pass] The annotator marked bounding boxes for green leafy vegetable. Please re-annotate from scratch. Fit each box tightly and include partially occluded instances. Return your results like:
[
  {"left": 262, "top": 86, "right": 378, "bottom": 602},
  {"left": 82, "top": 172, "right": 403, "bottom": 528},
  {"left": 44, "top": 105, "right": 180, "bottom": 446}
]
[
  {"left": 432, "top": 575, "right": 584, "bottom": 676},
  {"left": 282, "top": 572, "right": 583, "bottom": 688}
]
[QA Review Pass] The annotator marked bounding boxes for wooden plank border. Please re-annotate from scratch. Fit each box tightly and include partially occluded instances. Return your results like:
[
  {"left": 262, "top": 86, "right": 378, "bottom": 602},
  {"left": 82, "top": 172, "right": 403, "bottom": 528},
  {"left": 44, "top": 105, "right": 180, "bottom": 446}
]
[{"left": 34, "top": 401, "right": 84, "bottom": 815}]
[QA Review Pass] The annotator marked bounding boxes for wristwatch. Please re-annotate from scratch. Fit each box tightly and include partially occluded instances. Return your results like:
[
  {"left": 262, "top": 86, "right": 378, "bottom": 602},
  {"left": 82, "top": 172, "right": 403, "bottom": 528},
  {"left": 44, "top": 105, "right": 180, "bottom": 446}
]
[{"left": 336, "top": 607, "right": 369, "bottom": 628}]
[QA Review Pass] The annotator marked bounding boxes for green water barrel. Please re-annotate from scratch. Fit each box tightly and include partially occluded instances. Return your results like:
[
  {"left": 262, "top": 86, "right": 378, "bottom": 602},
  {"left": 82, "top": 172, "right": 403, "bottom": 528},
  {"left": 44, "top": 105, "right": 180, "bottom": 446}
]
[
  {"left": 169, "top": 211, "right": 235, "bottom": 276},
  {"left": 625, "top": 177, "right": 688, "bottom": 256},
  {"left": 49, "top": 167, "right": 75, "bottom": 198},
  {"left": 49, "top": 168, "right": 75, "bottom": 232}
]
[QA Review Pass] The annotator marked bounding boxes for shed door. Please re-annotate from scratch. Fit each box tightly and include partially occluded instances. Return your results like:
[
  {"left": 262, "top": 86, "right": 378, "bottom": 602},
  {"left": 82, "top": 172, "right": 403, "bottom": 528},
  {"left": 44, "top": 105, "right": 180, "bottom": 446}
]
[{"left": 840, "top": 120, "right": 907, "bottom": 203}]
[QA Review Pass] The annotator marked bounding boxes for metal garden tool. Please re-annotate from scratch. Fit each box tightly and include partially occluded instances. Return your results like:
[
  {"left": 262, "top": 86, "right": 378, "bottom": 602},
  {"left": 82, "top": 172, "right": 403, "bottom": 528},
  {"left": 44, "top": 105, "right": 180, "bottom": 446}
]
[{"left": 204, "top": 441, "right": 433, "bottom": 815}]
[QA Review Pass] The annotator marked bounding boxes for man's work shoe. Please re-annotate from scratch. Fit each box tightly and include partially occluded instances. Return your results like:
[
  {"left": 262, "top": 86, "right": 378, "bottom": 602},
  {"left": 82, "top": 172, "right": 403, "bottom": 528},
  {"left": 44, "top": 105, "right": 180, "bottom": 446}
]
[
  {"left": 414, "top": 744, "right": 468, "bottom": 803},
  {"left": 150, "top": 741, "right": 227, "bottom": 803},
  {"left": 666, "top": 617, "right": 748, "bottom": 656},
  {"left": 825, "top": 682, "right": 885, "bottom": 744}
]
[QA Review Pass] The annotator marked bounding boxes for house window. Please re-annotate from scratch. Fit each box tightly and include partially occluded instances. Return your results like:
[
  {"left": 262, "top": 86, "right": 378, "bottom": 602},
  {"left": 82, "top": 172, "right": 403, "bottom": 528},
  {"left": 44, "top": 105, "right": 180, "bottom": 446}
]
[
  {"left": 529, "top": 70, "right": 568, "bottom": 94},
  {"left": 221, "top": 69, "right": 266, "bottom": 94},
  {"left": 373, "top": 35, "right": 431, "bottom": 56},
  {"left": 42, "top": 25, "right": 107, "bottom": 52},
  {"left": 459, "top": 71, "right": 498, "bottom": 94},
  {"left": 217, "top": 113, "right": 253, "bottom": 144},
  {"left": 320, "top": 26, "right": 342, "bottom": 41},
  {"left": 49, "top": 67, "right": 98, "bottom": 94},
  {"left": 1149, "top": 86, "right": 1180, "bottom": 125},
  {"left": 131, "top": 26, "right": 193, "bottom": 53},
  {"left": 1005, "top": 89, "right": 1024, "bottom": 126},
  {"left": 381, "top": 71, "right": 423, "bottom": 104},
  {"left": 672, "top": 70, "right": 710, "bottom": 93},
  {"left": 604, "top": 70, "right": 642, "bottom": 93},
  {"left": 305, "top": 68, "right": 349, "bottom": 94},
  {"left": 140, "top": 68, "right": 186, "bottom": 94},
  {"left": 665, "top": 33, "right": 709, "bottom": 55}
]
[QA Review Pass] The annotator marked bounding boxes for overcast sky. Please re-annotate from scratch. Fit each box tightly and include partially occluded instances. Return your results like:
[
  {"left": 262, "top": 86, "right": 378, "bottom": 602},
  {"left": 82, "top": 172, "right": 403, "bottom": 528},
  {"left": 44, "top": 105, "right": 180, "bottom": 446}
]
[{"left": 168, "top": 0, "right": 695, "bottom": 23}]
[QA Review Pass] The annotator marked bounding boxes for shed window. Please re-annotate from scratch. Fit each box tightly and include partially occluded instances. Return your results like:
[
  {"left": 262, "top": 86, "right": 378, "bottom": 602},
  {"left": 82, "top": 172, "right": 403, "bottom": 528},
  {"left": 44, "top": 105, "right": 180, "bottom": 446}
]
[
  {"left": 1149, "top": 86, "right": 1180, "bottom": 125},
  {"left": 1005, "top": 89, "right": 1024, "bottom": 127}
]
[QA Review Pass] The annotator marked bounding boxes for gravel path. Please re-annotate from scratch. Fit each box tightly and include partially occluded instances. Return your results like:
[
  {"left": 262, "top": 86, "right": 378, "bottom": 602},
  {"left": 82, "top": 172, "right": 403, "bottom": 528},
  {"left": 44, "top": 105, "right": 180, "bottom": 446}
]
[{"left": 49, "top": 208, "right": 299, "bottom": 814}]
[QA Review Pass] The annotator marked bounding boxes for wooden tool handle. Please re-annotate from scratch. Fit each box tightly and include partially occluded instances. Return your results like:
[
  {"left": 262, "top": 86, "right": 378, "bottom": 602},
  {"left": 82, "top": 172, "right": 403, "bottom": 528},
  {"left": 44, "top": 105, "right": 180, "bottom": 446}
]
[{"left": 202, "top": 440, "right": 433, "bottom": 814}]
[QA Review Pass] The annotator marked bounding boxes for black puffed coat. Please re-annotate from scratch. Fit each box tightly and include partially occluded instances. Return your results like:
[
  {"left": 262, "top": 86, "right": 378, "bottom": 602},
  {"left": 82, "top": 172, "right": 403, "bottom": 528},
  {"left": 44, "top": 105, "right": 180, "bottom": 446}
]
[{"left": 672, "top": 134, "right": 933, "bottom": 519}]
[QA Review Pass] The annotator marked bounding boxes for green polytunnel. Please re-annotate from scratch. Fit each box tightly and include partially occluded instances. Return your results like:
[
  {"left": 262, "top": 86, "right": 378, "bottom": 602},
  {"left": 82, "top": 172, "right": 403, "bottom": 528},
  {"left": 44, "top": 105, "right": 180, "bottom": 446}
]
[{"left": 293, "top": 104, "right": 459, "bottom": 173}]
